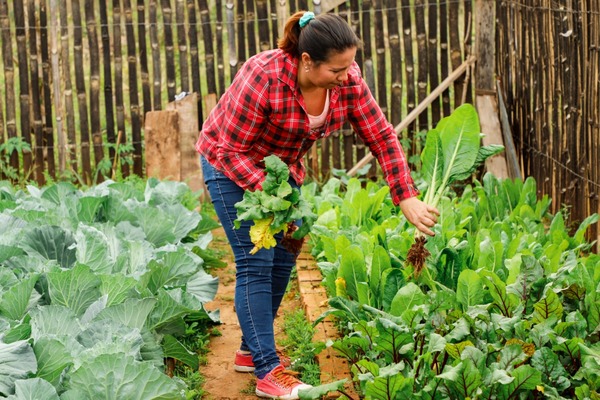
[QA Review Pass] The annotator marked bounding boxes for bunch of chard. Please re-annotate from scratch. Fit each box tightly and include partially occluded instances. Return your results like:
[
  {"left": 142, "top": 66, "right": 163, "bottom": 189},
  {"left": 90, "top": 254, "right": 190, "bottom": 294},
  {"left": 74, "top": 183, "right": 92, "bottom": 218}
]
[
  {"left": 407, "top": 104, "right": 504, "bottom": 276},
  {"left": 234, "top": 155, "right": 316, "bottom": 255}
]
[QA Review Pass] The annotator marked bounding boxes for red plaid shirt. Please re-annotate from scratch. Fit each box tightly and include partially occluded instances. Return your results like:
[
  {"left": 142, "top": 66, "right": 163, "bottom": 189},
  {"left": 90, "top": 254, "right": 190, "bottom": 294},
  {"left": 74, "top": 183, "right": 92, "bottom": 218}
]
[{"left": 196, "top": 49, "right": 418, "bottom": 204}]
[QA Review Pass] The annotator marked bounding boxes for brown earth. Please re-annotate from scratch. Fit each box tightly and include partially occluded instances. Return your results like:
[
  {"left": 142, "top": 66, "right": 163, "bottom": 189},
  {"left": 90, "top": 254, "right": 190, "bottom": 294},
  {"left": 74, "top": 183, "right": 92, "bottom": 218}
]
[
  {"left": 200, "top": 227, "right": 354, "bottom": 400},
  {"left": 199, "top": 227, "right": 303, "bottom": 400}
]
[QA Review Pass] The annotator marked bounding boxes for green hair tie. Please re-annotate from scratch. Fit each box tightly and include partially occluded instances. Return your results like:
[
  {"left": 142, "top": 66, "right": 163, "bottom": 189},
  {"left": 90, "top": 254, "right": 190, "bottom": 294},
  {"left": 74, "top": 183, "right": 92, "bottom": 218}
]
[{"left": 299, "top": 11, "right": 315, "bottom": 28}]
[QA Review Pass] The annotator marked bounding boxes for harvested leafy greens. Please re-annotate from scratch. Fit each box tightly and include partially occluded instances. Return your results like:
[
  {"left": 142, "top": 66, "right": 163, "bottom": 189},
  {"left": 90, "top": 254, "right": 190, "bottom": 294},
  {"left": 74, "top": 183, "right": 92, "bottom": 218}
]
[{"left": 234, "top": 155, "right": 316, "bottom": 255}]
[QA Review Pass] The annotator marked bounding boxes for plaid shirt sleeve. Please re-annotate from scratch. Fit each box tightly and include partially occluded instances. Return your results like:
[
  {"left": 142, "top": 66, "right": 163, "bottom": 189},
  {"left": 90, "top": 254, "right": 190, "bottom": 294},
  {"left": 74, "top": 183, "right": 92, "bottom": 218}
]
[
  {"left": 347, "top": 74, "right": 419, "bottom": 204},
  {"left": 213, "top": 61, "right": 271, "bottom": 190}
]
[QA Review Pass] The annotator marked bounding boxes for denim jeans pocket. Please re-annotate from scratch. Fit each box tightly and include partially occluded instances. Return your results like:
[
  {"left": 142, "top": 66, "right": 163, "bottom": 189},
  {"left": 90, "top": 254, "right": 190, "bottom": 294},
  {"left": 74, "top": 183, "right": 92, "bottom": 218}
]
[{"left": 200, "top": 156, "right": 227, "bottom": 184}]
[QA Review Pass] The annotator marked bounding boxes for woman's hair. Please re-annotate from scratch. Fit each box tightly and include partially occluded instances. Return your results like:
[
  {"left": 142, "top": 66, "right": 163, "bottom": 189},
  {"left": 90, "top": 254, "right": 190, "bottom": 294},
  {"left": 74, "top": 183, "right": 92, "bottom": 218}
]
[{"left": 278, "top": 11, "right": 361, "bottom": 63}]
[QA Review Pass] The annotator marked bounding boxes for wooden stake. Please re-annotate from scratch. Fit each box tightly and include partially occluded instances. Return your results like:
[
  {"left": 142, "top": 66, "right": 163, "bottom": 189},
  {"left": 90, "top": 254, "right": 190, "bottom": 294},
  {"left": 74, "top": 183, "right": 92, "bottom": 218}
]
[{"left": 347, "top": 56, "right": 477, "bottom": 176}]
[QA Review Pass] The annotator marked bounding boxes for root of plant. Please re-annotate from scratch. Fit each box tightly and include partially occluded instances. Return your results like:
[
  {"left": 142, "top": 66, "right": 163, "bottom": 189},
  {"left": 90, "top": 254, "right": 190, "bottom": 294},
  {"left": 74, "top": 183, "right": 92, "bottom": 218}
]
[
  {"left": 280, "top": 223, "right": 305, "bottom": 256},
  {"left": 406, "top": 236, "right": 431, "bottom": 277}
]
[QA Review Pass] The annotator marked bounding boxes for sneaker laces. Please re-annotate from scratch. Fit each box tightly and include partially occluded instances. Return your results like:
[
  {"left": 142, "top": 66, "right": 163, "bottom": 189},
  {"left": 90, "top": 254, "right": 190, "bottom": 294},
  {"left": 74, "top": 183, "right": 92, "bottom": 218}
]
[{"left": 271, "top": 367, "right": 302, "bottom": 388}]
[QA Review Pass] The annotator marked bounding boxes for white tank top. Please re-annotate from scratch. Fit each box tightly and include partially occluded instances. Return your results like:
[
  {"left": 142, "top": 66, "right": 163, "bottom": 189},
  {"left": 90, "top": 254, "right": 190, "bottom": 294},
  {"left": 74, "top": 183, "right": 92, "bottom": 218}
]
[{"left": 307, "top": 90, "right": 330, "bottom": 129}]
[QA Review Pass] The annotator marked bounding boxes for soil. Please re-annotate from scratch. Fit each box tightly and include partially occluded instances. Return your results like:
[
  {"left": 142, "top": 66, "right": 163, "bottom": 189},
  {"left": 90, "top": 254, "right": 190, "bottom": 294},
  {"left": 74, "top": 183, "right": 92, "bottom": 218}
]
[{"left": 199, "top": 227, "right": 303, "bottom": 400}]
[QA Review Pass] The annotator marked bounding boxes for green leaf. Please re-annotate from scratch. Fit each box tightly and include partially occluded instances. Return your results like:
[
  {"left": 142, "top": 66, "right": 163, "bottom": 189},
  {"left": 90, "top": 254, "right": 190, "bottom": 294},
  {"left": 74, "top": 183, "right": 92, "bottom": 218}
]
[
  {"left": 337, "top": 245, "right": 367, "bottom": 302},
  {"left": 163, "top": 334, "right": 199, "bottom": 370},
  {"left": 60, "top": 354, "right": 182, "bottom": 400},
  {"left": 99, "top": 274, "right": 138, "bottom": 306},
  {"left": 186, "top": 269, "right": 219, "bottom": 303},
  {"left": 497, "top": 365, "right": 542, "bottom": 400},
  {"left": 531, "top": 348, "right": 570, "bottom": 391},
  {"left": 33, "top": 338, "right": 72, "bottom": 386},
  {"left": 480, "top": 270, "right": 518, "bottom": 317},
  {"left": 74, "top": 225, "right": 116, "bottom": 274},
  {"left": 47, "top": 264, "right": 102, "bottom": 316},
  {"left": 369, "top": 245, "right": 391, "bottom": 308},
  {"left": 97, "top": 298, "right": 157, "bottom": 330},
  {"left": 298, "top": 379, "right": 347, "bottom": 400},
  {"left": 0, "top": 275, "right": 39, "bottom": 320},
  {"left": 0, "top": 341, "right": 37, "bottom": 396},
  {"left": 4, "top": 378, "right": 60, "bottom": 400},
  {"left": 364, "top": 363, "right": 412, "bottom": 400},
  {"left": 456, "top": 269, "right": 484, "bottom": 310},
  {"left": 21, "top": 225, "right": 76, "bottom": 269},
  {"left": 381, "top": 268, "right": 405, "bottom": 312},
  {"left": 532, "top": 289, "right": 563, "bottom": 324},
  {"left": 390, "top": 283, "right": 426, "bottom": 317},
  {"left": 29, "top": 305, "right": 81, "bottom": 340}
]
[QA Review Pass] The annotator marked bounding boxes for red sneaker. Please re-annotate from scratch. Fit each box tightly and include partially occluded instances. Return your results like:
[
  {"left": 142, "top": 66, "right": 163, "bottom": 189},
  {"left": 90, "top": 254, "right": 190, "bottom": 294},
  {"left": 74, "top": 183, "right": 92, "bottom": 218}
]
[
  {"left": 234, "top": 350, "right": 255, "bottom": 372},
  {"left": 255, "top": 365, "right": 312, "bottom": 399},
  {"left": 234, "top": 350, "right": 292, "bottom": 373}
]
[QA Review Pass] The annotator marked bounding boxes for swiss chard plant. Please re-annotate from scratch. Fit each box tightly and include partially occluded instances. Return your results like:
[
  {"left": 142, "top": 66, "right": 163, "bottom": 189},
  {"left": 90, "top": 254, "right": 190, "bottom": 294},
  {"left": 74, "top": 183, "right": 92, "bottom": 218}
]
[
  {"left": 407, "top": 104, "right": 504, "bottom": 278},
  {"left": 305, "top": 164, "right": 600, "bottom": 398},
  {"left": 0, "top": 178, "right": 221, "bottom": 399}
]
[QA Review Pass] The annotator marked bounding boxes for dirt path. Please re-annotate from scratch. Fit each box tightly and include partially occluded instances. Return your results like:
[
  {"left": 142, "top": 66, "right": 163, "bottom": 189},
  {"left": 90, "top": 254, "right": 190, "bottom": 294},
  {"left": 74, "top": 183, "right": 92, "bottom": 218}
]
[{"left": 200, "top": 228, "right": 302, "bottom": 400}]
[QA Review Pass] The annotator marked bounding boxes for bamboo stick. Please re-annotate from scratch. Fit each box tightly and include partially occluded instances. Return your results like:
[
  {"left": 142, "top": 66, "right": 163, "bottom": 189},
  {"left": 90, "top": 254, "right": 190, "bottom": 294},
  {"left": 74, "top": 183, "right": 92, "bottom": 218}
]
[
  {"left": 187, "top": 0, "right": 203, "bottom": 124},
  {"left": 28, "top": 1, "right": 44, "bottom": 184},
  {"left": 149, "top": 0, "right": 162, "bottom": 109},
  {"left": 100, "top": 1, "right": 116, "bottom": 163},
  {"left": 385, "top": 0, "right": 402, "bottom": 126},
  {"left": 401, "top": 0, "right": 416, "bottom": 145},
  {"left": 246, "top": 0, "right": 257, "bottom": 56},
  {"left": 0, "top": 0, "right": 19, "bottom": 171},
  {"left": 256, "top": 0, "right": 270, "bottom": 52},
  {"left": 427, "top": 0, "right": 440, "bottom": 125},
  {"left": 374, "top": 0, "right": 387, "bottom": 118},
  {"left": 414, "top": 0, "right": 428, "bottom": 132},
  {"left": 270, "top": 0, "right": 278, "bottom": 49},
  {"left": 439, "top": 0, "right": 450, "bottom": 115},
  {"left": 347, "top": 56, "right": 477, "bottom": 176},
  {"left": 85, "top": 0, "right": 104, "bottom": 179},
  {"left": 176, "top": 0, "right": 189, "bottom": 91},
  {"left": 448, "top": 0, "right": 462, "bottom": 107},
  {"left": 236, "top": 0, "right": 247, "bottom": 68},
  {"left": 161, "top": 0, "right": 177, "bottom": 101},
  {"left": 138, "top": 0, "right": 151, "bottom": 114},
  {"left": 72, "top": 0, "right": 92, "bottom": 183},
  {"left": 59, "top": 0, "right": 76, "bottom": 173},
  {"left": 124, "top": 0, "right": 143, "bottom": 175},
  {"left": 39, "top": 2, "right": 55, "bottom": 179},
  {"left": 215, "top": 0, "right": 225, "bottom": 97},
  {"left": 13, "top": 0, "right": 32, "bottom": 176},
  {"left": 113, "top": 0, "right": 128, "bottom": 176},
  {"left": 226, "top": 1, "right": 237, "bottom": 78}
]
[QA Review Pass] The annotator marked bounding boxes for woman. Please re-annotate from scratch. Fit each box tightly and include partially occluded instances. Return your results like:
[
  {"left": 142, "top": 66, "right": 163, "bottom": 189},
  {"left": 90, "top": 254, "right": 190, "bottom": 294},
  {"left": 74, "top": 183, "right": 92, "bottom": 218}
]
[{"left": 197, "top": 10, "right": 439, "bottom": 399}]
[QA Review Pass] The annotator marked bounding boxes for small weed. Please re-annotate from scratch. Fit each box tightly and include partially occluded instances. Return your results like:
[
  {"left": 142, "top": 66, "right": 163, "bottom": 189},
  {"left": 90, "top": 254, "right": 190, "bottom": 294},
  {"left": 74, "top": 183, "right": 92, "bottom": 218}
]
[
  {"left": 240, "top": 379, "right": 257, "bottom": 395},
  {"left": 279, "top": 309, "right": 324, "bottom": 386}
]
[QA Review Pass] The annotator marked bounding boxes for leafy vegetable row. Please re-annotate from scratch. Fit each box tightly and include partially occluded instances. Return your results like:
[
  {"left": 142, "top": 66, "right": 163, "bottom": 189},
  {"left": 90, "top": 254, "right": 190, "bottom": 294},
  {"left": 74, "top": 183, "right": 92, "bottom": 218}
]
[{"left": 0, "top": 179, "right": 221, "bottom": 399}]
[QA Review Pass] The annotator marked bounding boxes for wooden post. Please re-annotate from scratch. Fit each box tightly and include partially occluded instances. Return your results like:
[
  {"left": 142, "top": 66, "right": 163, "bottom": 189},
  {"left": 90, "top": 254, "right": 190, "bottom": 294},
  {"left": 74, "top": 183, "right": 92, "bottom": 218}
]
[
  {"left": 166, "top": 93, "right": 203, "bottom": 193},
  {"left": 145, "top": 110, "right": 180, "bottom": 181},
  {"left": 474, "top": 0, "right": 509, "bottom": 179}
]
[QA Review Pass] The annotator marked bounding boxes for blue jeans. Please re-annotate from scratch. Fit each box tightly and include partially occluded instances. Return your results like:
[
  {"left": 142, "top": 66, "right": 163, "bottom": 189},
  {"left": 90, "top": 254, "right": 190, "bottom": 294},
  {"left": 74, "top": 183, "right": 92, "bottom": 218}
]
[{"left": 200, "top": 156, "right": 297, "bottom": 378}]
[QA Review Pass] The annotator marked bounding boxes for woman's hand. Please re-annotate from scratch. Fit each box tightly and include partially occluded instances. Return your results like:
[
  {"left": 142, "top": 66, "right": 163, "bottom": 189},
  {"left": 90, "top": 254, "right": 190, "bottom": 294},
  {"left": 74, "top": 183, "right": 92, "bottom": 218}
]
[{"left": 399, "top": 197, "right": 440, "bottom": 236}]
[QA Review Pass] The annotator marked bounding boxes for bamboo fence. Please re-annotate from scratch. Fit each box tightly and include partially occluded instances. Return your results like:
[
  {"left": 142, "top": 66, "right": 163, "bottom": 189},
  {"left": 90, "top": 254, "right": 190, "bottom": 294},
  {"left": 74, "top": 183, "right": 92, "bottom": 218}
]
[
  {"left": 0, "top": 0, "right": 473, "bottom": 186},
  {"left": 2, "top": 0, "right": 599, "bottom": 241},
  {"left": 496, "top": 0, "right": 600, "bottom": 238}
]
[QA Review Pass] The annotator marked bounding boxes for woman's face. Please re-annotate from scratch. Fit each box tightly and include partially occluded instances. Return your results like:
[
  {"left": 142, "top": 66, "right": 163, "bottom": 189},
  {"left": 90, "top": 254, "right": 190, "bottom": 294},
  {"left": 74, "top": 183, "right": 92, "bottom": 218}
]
[{"left": 303, "top": 47, "right": 357, "bottom": 89}]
